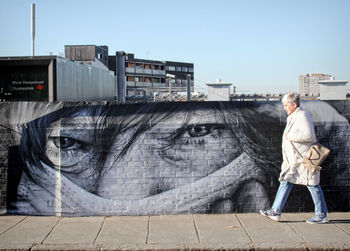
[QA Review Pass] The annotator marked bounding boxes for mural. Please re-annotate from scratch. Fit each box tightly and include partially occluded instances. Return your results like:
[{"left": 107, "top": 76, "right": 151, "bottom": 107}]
[{"left": 0, "top": 100, "right": 349, "bottom": 216}]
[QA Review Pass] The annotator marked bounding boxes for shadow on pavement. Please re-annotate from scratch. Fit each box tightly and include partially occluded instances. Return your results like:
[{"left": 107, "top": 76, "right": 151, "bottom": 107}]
[
  {"left": 330, "top": 219, "right": 350, "bottom": 224},
  {"left": 279, "top": 220, "right": 305, "bottom": 223}
]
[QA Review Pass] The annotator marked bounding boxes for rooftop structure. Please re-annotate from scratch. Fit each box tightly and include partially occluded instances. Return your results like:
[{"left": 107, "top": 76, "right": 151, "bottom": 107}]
[
  {"left": 319, "top": 80, "right": 348, "bottom": 100},
  {"left": 206, "top": 79, "right": 232, "bottom": 101},
  {"left": 65, "top": 45, "right": 109, "bottom": 70}
]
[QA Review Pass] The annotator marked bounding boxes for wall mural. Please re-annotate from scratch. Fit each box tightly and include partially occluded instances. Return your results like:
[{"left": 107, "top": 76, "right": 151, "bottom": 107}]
[{"left": 0, "top": 101, "right": 349, "bottom": 216}]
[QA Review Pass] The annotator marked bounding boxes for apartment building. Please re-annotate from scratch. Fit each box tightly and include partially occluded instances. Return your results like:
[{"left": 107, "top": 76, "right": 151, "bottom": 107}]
[
  {"left": 109, "top": 52, "right": 194, "bottom": 98},
  {"left": 122, "top": 53, "right": 166, "bottom": 97},
  {"left": 298, "top": 73, "right": 332, "bottom": 96}
]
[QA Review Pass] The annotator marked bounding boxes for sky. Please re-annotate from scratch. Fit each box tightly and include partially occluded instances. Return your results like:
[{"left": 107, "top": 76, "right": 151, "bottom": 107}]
[{"left": 1, "top": 0, "right": 350, "bottom": 94}]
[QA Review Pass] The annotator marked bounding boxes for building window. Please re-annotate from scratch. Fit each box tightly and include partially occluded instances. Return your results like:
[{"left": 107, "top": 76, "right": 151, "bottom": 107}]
[
  {"left": 176, "top": 66, "right": 182, "bottom": 71},
  {"left": 182, "top": 67, "right": 188, "bottom": 72},
  {"left": 167, "top": 66, "right": 176, "bottom": 71},
  {"left": 188, "top": 68, "right": 193, "bottom": 72}
]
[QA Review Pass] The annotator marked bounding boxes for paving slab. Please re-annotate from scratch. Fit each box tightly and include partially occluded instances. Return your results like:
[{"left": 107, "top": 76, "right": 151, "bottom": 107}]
[
  {"left": 0, "top": 216, "right": 59, "bottom": 244},
  {"left": 193, "top": 213, "right": 251, "bottom": 246},
  {"left": 96, "top": 216, "right": 148, "bottom": 248},
  {"left": 283, "top": 213, "right": 350, "bottom": 250},
  {"left": 237, "top": 213, "right": 306, "bottom": 250},
  {"left": 328, "top": 212, "right": 350, "bottom": 235},
  {"left": 148, "top": 214, "right": 199, "bottom": 244},
  {"left": 43, "top": 217, "right": 104, "bottom": 245},
  {"left": 0, "top": 215, "right": 27, "bottom": 234}
]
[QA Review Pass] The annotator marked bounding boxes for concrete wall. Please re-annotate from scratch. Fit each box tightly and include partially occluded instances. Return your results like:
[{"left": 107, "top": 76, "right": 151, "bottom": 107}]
[{"left": 0, "top": 100, "right": 349, "bottom": 216}]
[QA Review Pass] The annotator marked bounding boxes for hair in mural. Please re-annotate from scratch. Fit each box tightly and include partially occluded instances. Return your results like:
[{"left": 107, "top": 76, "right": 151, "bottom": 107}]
[{"left": 1, "top": 100, "right": 349, "bottom": 216}]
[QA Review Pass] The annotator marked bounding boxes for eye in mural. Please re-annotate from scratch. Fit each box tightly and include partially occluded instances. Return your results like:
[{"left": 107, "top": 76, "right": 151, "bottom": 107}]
[
  {"left": 1, "top": 101, "right": 349, "bottom": 216},
  {"left": 46, "top": 136, "right": 93, "bottom": 165}
]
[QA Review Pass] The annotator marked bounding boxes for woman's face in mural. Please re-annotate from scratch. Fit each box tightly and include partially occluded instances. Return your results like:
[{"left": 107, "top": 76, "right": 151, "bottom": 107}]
[
  {"left": 45, "top": 117, "right": 103, "bottom": 191},
  {"left": 97, "top": 109, "right": 240, "bottom": 199},
  {"left": 44, "top": 108, "right": 241, "bottom": 200}
]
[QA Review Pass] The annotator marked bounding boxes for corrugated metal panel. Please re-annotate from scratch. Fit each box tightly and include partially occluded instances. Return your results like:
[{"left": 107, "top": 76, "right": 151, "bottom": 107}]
[{"left": 56, "top": 57, "right": 116, "bottom": 101}]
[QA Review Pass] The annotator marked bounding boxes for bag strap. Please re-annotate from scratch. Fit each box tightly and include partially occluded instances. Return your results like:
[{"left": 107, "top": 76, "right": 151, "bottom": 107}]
[
  {"left": 286, "top": 117, "right": 304, "bottom": 159},
  {"left": 286, "top": 112, "right": 317, "bottom": 159},
  {"left": 290, "top": 141, "right": 303, "bottom": 159}
]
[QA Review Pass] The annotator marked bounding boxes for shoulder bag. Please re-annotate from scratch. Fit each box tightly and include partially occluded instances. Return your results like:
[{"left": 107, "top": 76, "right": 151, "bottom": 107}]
[{"left": 290, "top": 142, "right": 331, "bottom": 173}]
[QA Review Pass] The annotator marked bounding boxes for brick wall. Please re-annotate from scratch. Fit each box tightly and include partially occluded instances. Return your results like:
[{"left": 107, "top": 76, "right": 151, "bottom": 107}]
[
  {"left": 0, "top": 100, "right": 349, "bottom": 216},
  {"left": 0, "top": 128, "right": 8, "bottom": 214}
]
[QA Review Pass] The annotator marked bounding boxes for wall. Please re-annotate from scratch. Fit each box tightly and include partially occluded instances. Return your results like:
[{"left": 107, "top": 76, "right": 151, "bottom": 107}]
[
  {"left": 56, "top": 57, "right": 116, "bottom": 101},
  {"left": 319, "top": 82, "right": 347, "bottom": 100},
  {"left": 0, "top": 100, "right": 349, "bottom": 216},
  {"left": 206, "top": 84, "right": 231, "bottom": 101}
]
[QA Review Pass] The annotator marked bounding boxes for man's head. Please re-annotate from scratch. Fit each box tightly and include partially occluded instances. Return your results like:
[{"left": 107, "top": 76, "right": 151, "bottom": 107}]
[{"left": 282, "top": 93, "right": 300, "bottom": 116}]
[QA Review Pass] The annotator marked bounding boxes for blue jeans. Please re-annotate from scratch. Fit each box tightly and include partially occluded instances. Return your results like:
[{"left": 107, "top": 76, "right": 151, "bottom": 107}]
[{"left": 271, "top": 181, "right": 328, "bottom": 216}]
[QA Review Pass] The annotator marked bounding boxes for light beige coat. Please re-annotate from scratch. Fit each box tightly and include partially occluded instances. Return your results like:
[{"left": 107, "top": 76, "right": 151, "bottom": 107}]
[{"left": 279, "top": 107, "right": 320, "bottom": 186}]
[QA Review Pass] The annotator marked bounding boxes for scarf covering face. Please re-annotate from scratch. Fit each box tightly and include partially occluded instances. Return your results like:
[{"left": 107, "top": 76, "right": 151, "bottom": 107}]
[{"left": 13, "top": 152, "right": 269, "bottom": 216}]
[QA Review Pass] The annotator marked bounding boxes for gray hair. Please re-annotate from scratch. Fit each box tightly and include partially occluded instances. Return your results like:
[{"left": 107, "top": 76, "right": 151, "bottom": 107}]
[{"left": 282, "top": 93, "right": 300, "bottom": 107}]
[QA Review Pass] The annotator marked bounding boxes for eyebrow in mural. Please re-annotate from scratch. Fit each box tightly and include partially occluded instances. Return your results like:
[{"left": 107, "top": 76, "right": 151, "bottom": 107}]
[{"left": 5, "top": 101, "right": 285, "bottom": 216}]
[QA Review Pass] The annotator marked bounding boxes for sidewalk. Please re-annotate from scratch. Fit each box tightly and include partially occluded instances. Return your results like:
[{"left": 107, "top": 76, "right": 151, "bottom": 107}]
[{"left": 0, "top": 212, "right": 349, "bottom": 251}]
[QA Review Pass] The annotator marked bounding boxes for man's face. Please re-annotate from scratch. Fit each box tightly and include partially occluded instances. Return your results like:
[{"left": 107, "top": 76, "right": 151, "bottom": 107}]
[{"left": 283, "top": 101, "right": 297, "bottom": 116}]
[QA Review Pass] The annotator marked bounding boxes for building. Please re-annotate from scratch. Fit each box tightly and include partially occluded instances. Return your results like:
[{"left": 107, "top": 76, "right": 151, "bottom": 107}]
[
  {"left": 108, "top": 52, "right": 194, "bottom": 99},
  {"left": 206, "top": 79, "right": 232, "bottom": 101},
  {"left": 65, "top": 45, "right": 194, "bottom": 101},
  {"left": 65, "top": 45, "right": 109, "bottom": 70},
  {"left": 298, "top": 73, "right": 332, "bottom": 97},
  {"left": 0, "top": 56, "right": 116, "bottom": 102},
  {"left": 165, "top": 61, "right": 194, "bottom": 92},
  {"left": 319, "top": 80, "right": 348, "bottom": 100}
]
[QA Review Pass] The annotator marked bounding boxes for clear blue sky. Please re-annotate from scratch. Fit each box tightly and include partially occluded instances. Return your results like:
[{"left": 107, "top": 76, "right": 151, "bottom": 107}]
[{"left": 1, "top": 0, "right": 349, "bottom": 94}]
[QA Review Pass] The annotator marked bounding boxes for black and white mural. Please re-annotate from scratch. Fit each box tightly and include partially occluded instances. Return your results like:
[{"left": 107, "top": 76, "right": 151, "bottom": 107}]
[{"left": 0, "top": 101, "right": 349, "bottom": 216}]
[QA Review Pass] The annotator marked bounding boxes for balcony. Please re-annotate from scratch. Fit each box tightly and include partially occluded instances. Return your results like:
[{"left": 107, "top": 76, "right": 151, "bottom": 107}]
[
  {"left": 153, "top": 70, "right": 165, "bottom": 75},
  {"left": 126, "top": 67, "right": 135, "bottom": 73},
  {"left": 126, "top": 67, "right": 165, "bottom": 76},
  {"left": 126, "top": 81, "right": 167, "bottom": 88},
  {"left": 135, "top": 68, "right": 144, "bottom": 74}
]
